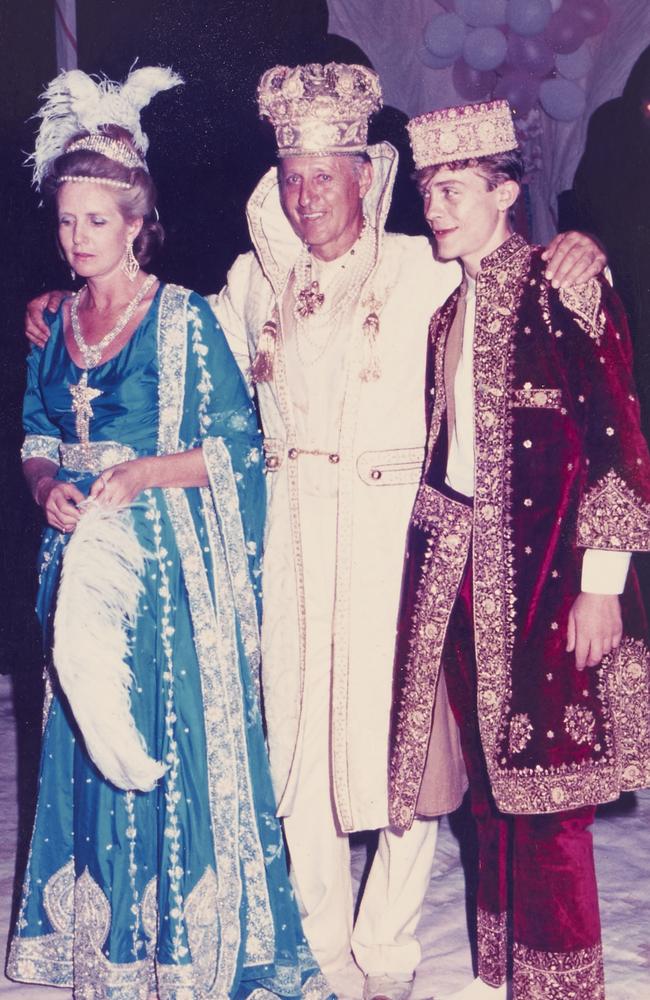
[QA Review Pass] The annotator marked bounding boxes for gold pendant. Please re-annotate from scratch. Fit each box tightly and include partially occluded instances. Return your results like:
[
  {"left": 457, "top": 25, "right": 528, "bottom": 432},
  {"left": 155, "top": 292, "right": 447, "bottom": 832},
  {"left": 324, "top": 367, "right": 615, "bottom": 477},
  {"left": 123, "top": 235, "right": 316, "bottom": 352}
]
[{"left": 295, "top": 279, "right": 325, "bottom": 319}]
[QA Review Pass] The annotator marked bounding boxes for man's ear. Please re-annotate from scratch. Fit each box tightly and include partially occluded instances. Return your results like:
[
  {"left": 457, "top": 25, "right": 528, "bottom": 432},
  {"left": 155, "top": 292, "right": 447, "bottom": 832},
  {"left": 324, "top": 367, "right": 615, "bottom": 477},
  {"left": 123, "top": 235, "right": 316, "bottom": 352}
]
[
  {"left": 496, "top": 180, "right": 520, "bottom": 214},
  {"left": 358, "top": 161, "right": 374, "bottom": 199}
]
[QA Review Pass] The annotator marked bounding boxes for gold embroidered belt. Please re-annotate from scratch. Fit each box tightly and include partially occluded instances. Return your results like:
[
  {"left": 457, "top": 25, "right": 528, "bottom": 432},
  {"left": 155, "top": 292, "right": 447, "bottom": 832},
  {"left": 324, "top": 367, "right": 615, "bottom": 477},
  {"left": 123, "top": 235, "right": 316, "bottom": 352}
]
[{"left": 60, "top": 441, "right": 137, "bottom": 474}]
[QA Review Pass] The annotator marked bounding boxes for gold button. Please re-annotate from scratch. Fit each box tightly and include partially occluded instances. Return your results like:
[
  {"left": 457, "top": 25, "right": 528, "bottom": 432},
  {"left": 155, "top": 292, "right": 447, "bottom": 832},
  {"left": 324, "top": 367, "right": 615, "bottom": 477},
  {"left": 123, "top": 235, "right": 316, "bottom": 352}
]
[{"left": 371, "top": 469, "right": 382, "bottom": 480}]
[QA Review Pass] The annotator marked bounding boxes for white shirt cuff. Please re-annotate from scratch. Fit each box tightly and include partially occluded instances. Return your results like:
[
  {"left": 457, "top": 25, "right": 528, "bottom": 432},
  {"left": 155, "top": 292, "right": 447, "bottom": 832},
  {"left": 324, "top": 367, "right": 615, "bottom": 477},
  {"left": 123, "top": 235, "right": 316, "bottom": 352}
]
[{"left": 581, "top": 549, "right": 631, "bottom": 595}]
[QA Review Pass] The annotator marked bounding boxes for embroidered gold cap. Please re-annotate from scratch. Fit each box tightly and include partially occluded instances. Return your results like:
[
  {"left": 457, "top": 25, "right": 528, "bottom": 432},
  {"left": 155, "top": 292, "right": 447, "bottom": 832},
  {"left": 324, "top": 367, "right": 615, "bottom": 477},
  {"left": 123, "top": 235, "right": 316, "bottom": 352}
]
[
  {"left": 408, "top": 99, "right": 518, "bottom": 171},
  {"left": 257, "top": 62, "right": 382, "bottom": 157}
]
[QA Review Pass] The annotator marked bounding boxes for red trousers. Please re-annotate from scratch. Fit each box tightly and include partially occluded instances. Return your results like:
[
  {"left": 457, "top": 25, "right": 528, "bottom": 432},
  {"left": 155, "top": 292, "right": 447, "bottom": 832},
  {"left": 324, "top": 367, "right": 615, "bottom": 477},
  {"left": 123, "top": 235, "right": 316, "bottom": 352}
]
[{"left": 443, "top": 564, "right": 606, "bottom": 998}]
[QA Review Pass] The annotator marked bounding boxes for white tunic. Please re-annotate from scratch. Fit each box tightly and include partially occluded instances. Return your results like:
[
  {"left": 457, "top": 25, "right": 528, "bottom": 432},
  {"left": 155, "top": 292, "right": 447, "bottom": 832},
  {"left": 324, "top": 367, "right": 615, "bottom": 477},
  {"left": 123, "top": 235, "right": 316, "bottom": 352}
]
[{"left": 209, "top": 142, "right": 461, "bottom": 832}]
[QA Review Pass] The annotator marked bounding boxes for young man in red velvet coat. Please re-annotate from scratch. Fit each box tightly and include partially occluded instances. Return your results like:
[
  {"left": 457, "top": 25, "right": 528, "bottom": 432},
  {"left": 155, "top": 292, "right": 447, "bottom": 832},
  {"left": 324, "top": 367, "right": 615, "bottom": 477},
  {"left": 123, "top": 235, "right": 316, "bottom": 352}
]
[{"left": 389, "top": 99, "right": 650, "bottom": 1000}]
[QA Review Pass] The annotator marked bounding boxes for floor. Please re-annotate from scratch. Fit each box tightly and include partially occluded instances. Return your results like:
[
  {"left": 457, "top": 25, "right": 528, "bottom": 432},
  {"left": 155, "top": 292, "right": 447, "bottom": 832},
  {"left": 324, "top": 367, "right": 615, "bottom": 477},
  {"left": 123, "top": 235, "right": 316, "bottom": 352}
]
[{"left": 1, "top": 673, "right": 648, "bottom": 999}]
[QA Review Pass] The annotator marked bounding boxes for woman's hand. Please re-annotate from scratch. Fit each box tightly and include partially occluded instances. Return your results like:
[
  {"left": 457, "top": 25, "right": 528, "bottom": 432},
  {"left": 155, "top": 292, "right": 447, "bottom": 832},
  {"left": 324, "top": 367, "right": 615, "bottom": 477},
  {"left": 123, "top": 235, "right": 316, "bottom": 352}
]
[
  {"left": 89, "top": 457, "right": 153, "bottom": 509},
  {"left": 566, "top": 592, "right": 623, "bottom": 670},
  {"left": 36, "top": 476, "right": 85, "bottom": 533},
  {"left": 89, "top": 450, "right": 209, "bottom": 509}
]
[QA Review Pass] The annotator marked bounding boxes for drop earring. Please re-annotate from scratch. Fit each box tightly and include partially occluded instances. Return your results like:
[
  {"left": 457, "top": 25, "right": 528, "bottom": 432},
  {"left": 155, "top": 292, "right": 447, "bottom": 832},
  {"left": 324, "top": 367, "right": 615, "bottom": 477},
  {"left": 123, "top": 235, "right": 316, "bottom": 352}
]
[{"left": 121, "top": 240, "right": 139, "bottom": 281}]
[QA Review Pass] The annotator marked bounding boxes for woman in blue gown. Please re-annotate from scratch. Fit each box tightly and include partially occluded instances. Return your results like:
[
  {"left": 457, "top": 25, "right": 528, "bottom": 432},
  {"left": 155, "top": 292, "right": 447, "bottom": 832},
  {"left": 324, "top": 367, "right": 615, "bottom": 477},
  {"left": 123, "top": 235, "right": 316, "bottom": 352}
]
[{"left": 7, "top": 73, "right": 330, "bottom": 1000}]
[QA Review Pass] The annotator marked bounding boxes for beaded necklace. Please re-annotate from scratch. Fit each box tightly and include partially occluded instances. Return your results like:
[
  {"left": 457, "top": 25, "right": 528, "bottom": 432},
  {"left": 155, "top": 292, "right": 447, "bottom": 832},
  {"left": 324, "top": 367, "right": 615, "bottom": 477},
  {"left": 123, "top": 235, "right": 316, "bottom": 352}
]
[
  {"left": 293, "top": 222, "right": 376, "bottom": 367},
  {"left": 70, "top": 273, "right": 157, "bottom": 369}
]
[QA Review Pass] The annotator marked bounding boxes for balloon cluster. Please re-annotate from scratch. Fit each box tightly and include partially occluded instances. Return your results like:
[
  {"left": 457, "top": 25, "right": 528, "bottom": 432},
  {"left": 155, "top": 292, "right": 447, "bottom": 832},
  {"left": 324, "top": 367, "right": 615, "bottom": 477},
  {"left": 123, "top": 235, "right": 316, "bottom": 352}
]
[{"left": 421, "top": 0, "right": 610, "bottom": 122}]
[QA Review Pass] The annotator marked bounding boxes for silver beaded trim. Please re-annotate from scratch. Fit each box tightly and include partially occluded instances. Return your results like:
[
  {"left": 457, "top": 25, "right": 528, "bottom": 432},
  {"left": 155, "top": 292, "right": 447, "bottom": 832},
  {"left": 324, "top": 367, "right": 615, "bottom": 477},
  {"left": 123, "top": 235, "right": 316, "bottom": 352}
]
[
  {"left": 59, "top": 441, "right": 137, "bottom": 474},
  {"left": 66, "top": 135, "right": 144, "bottom": 170}
]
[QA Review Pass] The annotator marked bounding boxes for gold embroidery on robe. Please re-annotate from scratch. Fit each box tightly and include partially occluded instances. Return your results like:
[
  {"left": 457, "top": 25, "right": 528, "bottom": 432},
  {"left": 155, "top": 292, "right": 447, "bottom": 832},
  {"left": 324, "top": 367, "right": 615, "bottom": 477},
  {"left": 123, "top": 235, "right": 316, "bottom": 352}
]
[
  {"left": 558, "top": 279, "right": 606, "bottom": 344},
  {"left": 477, "top": 907, "right": 508, "bottom": 987},
  {"left": 511, "top": 384, "right": 563, "bottom": 410},
  {"left": 389, "top": 486, "right": 472, "bottom": 830},
  {"left": 577, "top": 468, "right": 650, "bottom": 550},
  {"left": 564, "top": 704, "right": 597, "bottom": 747},
  {"left": 509, "top": 713, "right": 534, "bottom": 755}
]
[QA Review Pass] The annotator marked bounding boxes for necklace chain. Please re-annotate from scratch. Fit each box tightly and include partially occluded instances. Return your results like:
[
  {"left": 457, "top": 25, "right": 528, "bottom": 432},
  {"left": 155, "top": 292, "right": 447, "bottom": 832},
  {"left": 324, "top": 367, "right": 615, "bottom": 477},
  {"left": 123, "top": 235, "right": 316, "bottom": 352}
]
[
  {"left": 70, "top": 273, "right": 157, "bottom": 369},
  {"left": 293, "top": 218, "right": 369, "bottom": 322}
]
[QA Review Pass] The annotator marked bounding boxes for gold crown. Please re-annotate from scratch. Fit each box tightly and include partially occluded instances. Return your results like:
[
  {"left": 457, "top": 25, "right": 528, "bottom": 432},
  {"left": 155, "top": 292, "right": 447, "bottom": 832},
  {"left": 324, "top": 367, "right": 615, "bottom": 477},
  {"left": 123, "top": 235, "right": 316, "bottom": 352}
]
[
  {"left": 257, "top": 62, "right": 382, "bottom": 157},
  {"left": 66, "top": 134, "right": 145, "bottom": 170},
  {"left": 408, "top": 100, "right": 518, "bottom": 171}
]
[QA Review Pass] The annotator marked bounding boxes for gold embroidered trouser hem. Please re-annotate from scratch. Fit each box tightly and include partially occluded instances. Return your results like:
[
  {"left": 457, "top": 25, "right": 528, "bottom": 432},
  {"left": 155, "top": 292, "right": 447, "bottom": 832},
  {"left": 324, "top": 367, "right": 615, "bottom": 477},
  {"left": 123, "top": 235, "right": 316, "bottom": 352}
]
[
  {"left": 477, "top": 908, "right": 508, "bottom": 987},
  {"left": 512, "top": 942, "right": 605, "bottom": 1000}
]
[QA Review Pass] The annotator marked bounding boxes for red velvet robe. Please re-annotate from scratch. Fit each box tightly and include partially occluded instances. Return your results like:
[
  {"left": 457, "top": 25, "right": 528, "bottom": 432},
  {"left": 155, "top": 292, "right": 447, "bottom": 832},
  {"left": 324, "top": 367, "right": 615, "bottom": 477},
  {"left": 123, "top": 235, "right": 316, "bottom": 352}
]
[{"left": 390, "top": 233, "right": 650, "bottom": 830}]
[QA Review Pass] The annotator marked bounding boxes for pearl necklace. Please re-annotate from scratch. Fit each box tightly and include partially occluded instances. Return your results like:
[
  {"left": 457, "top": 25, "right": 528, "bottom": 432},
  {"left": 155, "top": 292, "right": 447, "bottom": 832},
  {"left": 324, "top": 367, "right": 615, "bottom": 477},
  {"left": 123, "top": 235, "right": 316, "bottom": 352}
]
[
  {"left": 70, "top": 273, "right": 157, "bottom": 369},
  {"left": 293, "top": 218, "right": 370, "bottom": 321},
  {"left": 294, "top": 223, "right": 376, "bottom": 368}
]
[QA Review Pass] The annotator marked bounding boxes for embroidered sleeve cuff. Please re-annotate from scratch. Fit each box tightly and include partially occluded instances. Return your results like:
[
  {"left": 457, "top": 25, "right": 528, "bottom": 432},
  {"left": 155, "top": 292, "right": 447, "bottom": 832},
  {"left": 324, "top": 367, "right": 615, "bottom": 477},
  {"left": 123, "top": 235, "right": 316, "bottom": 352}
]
[
  {"left": 577, "top": 470, "right": 650, "bottom": 550},
  {"left": 21, "top": 434, "right": 60, "bottom": 464},
  {"left": 581, "top": 549, "right": 632, "bottom": 594}
]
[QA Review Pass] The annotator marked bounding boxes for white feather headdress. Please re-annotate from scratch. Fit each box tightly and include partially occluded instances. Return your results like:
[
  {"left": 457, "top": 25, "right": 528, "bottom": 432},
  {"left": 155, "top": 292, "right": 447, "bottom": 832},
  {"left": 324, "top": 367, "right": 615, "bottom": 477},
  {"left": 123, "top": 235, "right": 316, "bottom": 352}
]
[{"left": 31, "top": 65, "right": 183, "bottom": 188}]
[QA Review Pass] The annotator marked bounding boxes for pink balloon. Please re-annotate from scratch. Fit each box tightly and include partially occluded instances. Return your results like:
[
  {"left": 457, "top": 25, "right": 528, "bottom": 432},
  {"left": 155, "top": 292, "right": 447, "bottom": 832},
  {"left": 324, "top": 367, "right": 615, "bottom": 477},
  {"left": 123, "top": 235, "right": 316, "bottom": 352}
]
[
  {"left": 507, "top": 32, "right": 555, "bottom": 77},
  {"left": 575, "top": 0, "right": 610, "bottom": 36},
  {"left": 545, "top": 8, "right": 588, "bottom": 54},
  {"left": 494, "top": 71, "right": 541, "bottom": 118},
  {"left": 452, "top": 58, "right": 498, "bottom": 100}
]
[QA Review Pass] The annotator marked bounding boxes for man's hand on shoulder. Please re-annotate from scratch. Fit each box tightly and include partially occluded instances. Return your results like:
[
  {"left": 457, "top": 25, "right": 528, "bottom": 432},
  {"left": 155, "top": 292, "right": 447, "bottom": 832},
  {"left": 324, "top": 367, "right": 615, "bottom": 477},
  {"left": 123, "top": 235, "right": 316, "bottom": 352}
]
[
  {"left": 541, "top": 231, "right": 607, "bottom": 290},
  {"left": 25, "top": 290, "right": 68, "bottom": 348}
]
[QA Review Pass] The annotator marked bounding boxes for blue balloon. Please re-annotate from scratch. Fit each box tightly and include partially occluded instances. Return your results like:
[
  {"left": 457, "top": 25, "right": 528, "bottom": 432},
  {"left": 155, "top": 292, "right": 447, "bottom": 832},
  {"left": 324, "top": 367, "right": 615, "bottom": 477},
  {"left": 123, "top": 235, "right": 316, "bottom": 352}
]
[
  {"left": 539, "top": 77, "right": 586, "bottom": 121},
  {"left": 418, "top": 45, "right": 456, "bottom": 70},
  {"left": 463, "top": 26, "right": 508, "bottom": 71},
  {"left": 555, "top": 42, "right": 592, "bottom": 80},
  {"left": 423, "top": 12, "right": 466, "bottom": 59},
  {"left": 454, "top": 0, "right": 507, "bottom": 27},
  {"left": 507, "top": 0, "right": 553, "bottom": 37}
]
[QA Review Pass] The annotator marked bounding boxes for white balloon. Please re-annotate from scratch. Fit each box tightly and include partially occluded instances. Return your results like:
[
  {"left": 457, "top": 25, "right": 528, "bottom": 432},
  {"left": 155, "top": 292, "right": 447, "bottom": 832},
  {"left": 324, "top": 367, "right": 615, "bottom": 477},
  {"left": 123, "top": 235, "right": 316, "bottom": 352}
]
[
  {"left": 423, "top": 12, "right": 466, "bottom": 59},
  {"left": 454, "top": 0, "right": 507, "bottom": 27},
  {"left": 463, "top": 26, "right": 508, "bottom": 71},
  {"left": 555, "top": 42, "right": 592, "bottom": 80},
  {"left": 507, "top": 0, "right": 553, "bottom": 37},
  {"left": 539, "top": 77, "right": 586, "bottom": 121}
]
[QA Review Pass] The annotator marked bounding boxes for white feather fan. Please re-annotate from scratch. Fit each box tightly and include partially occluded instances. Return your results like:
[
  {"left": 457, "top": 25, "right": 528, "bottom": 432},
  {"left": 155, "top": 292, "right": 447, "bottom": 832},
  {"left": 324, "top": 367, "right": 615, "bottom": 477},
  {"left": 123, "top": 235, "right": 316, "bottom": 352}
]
[{"left": 53, "top": 502, "right": 165, "bottom": 791}]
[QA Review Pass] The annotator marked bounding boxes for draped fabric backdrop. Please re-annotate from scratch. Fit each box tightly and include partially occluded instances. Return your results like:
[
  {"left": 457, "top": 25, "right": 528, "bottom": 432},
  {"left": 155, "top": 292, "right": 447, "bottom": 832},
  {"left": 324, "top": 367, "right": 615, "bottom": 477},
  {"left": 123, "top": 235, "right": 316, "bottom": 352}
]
[
  {"left": 54, "top": 0, "right": 78, "bottom": 71},
  {"left": 326, "top": 0, "right": 650, "bottom": 242}
]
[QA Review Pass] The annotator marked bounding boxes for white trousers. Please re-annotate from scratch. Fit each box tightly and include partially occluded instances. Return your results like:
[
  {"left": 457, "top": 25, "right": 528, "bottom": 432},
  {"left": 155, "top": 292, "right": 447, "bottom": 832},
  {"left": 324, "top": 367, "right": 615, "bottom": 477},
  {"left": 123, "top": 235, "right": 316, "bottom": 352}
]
[
  {"left": 283, "top": 756, "right": 439, "bottom": 976},
  {"left": 283, "top": 493, "right": 439, "bottom": 975}
]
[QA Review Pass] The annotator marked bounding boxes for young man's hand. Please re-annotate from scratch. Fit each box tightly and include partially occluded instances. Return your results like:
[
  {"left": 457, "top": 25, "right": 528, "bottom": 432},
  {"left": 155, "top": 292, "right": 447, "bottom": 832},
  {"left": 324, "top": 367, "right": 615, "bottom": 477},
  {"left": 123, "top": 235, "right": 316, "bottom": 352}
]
[{"left": 566, "top": 592, "right": 623, "bottom": 670}]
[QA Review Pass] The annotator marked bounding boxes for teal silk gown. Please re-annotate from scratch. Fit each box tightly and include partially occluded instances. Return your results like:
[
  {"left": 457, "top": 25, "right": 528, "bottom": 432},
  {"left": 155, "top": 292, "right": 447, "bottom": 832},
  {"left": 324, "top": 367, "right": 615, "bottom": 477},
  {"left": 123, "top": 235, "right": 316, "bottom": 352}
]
[{"left": 7, "top": 284, "right": 331, "bottom": 1000}]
